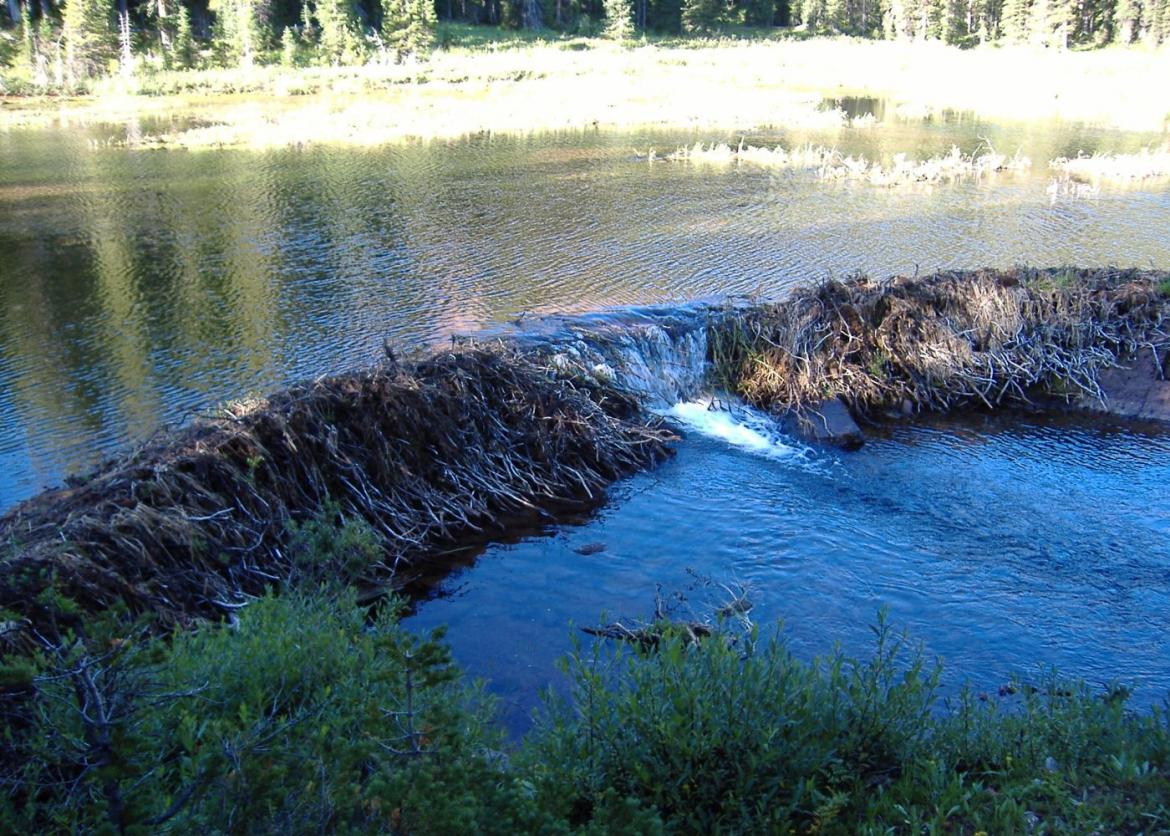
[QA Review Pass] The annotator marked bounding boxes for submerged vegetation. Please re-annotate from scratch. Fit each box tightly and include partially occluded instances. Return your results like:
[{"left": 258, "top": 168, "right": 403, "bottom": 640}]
[
  {"left": 1, "top": 586, "right": 1167, "bottom": 832},
  {"left": 1051, "top": 144, "right": 1170, "bottom": 184},
  {"left": 712, "top": 266, "right": 1170, "bottom": 417}
]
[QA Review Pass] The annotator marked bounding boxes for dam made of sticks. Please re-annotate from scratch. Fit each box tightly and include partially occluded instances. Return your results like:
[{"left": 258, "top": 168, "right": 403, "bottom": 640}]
[{"left": 1, "top": 267, "right": 1168, "bottom": 645}]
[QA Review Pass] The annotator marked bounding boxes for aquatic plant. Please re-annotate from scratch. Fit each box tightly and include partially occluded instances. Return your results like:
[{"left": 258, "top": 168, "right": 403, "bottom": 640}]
[
  {"left": 711, "top": 267, "right": 1170, "bottom": 418},
  {"left": 668, "top": 140, "right": 1031, "bottom": 186},
  {"left": 0, "top": 347, "right": 674, "bottom": 644},
  {"left": 1051, "top": 145, "right": 1170, "bottom": 184}
]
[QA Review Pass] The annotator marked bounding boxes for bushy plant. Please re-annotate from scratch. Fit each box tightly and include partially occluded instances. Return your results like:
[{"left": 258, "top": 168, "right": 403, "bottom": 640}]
[
  {"left": 1, "top": 592, "right": 1167, "bottom": 833},
  {"left": 0, "top": 589, "right": 553, "bottom": 833},
  {"left": 61, "top": 0, "right": 116, "bottom": 80},
  {"left": 285, "top": 498, "right": 386, "bottom": 583},
  {"left": 603, "top": 0, "right": 636, "bottom": 39},
  {"left": 383, "top": 0, "right": 437, "bottom": 60},
  {"left": 524, "top": 612, "right": 940, "bottom": 831}
]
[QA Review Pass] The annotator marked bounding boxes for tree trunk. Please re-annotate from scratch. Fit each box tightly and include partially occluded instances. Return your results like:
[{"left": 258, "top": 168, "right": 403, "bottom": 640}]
[{"left": 6, "top": 0, "right": 19, "bottom": 25}]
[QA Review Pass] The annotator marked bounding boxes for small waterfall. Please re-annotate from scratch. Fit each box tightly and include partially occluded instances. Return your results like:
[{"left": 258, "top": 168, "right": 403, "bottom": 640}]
[{"left": 499, "top": 302, "right": 730, "bottom": 406}]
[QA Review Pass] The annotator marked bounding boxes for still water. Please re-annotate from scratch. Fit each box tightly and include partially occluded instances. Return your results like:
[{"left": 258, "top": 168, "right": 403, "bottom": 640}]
[
  {"left": 2, "top": 110, "right": 1170, "bottom": 507},
  {"left": 408, "top": 406, "right": 1170, "bottom": 735}
]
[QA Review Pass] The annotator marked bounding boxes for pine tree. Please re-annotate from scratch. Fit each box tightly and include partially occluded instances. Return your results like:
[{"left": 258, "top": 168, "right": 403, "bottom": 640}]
[
  {"left": 941, "top": 0, "right": 968, "bottom": 41},
  {"left": 313, "top": 0, "right": 363, "bottom": 65},
  {"left": 826, "top": 0, "right": 848, "bottom": 31},
  {"left": 999, "top": 0, "right": 1030, "bottom": 40},
  {"left": 882, "top": 0, "right": 912, "bottom": 38},
  {"left": 1148, "top": 0, "right": 1168, "bottom": 42},
  {"left": 62, "top": 0, "right": 115, "bottom": 79},
  {"left": 603, "top": 0, "right": 636, "bottom": 37},
  {"left": 174, "top": 5, "right": 197, "bottom": 68},
  {"left": 18, "top": 0, "right": 37, "bottom": 70},
  {"left": 801, "top": 0, "right": 827, "bottom": 27},
  {"left": 383, "top": 0, "right": 436, "bottom": 60},
  {"left": 1113, "top": 0, "right": 1140, "bottom": 42},
  {"left": 681, "top": 0, "right": 721, "bottom": 31},
  {"left": 742, "top": 0, "right": 774, "bottom": 25},
  {"left": 210, "top": 0, "right": 262, "bottom": 68}
]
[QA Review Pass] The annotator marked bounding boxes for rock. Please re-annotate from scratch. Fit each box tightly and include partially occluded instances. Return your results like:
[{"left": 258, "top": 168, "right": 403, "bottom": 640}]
[
  {"left": 574, "top": 542, "right": 607, "bottom": 555},
  {"left": 590, "top": 363, "right": 616, "bottom": 384},
  {"left": 1076, "top": 352, "right": 1170, "bottom": 423},
  {"left": 782, "top": 397, "right": 865, "bottom": 450}
]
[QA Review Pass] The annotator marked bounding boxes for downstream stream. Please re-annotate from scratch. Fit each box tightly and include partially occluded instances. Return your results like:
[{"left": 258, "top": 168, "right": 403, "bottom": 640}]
[{"left": 409, "top": 405, "right": 1170, "bottom": 735}]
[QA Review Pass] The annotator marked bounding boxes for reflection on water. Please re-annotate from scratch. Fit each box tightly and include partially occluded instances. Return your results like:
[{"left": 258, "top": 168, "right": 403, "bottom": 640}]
[
  {"left": 407, "top": 410, "right": 1170, "bottom": 737},
  {"left": 1, "top": 114, "right": 1170, "bottom": 507}
]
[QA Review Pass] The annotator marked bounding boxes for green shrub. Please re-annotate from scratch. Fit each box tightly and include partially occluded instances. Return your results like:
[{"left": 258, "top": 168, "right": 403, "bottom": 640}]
[
  {"left": 527, "top": 612, "right": 1170, "bottom": 833},
  {"left": 1, "top": 592, "right": 1167, "bottom": 833},
  {"left": 524, "top": 612, "right": 940, "bottom": 832},
  {"left": 285, "top": 499, "right": 385, "bottom": 582},
  {"left": 0, "top": 589, "right": 551, "bottom": 833}
]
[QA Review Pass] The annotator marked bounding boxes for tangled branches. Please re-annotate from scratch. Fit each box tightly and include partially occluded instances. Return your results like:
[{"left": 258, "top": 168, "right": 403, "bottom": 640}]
[{"left": 0, "top": 347, "right": 675, "bottom": 642}]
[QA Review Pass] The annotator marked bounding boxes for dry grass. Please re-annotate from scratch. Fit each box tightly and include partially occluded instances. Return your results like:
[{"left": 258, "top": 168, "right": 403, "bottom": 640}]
[
  {"left": 712, "top": 267, "right": 1170, "bottom": 418},
  {"left": 0, "top": 347, "right": 674, "bottom": 642},
  {"left": 665, "top": 141, "right": 1031, "bottom": 186},
  {"left": 4, "top": 37, "right": 1168, "bottom": 145},
  {"left": 1050, "top": 145, "right": 1170, "bottom": 184}
]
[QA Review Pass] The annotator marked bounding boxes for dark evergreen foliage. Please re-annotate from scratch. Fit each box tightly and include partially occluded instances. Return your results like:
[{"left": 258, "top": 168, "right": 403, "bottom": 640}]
[{"left": 3, "top": 0, "right": 1164, "bottom": 86}]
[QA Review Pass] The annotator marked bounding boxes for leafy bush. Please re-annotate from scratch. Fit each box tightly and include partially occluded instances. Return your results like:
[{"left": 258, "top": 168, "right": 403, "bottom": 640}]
[
  {"left": 524, "top": 613, "right": 940, "bottom": 832},
  {"left": 527, "top": 613, "right": 1170, "bottom": 833},
  {"left": 0, "top": 589, "right": 551, "bottom": 833},
  {"left": 1, "top": 594, "right": 1167, "bottom": 833}
]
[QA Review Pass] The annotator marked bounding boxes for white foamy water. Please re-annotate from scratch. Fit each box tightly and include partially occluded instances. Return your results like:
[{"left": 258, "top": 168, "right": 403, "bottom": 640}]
[{"left": 664, "top": 399, "right": 821, "bottom": 466}]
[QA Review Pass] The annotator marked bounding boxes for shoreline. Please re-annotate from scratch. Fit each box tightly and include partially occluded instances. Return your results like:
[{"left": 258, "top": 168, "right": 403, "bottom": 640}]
[{"left": 3, "top": 38, "right": 1170, "bottom": 146}]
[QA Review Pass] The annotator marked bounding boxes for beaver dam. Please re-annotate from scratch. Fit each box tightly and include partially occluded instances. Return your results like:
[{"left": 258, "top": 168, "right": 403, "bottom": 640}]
[{"left": 1, "top": 267, "right": 1168, "bottom": 652}]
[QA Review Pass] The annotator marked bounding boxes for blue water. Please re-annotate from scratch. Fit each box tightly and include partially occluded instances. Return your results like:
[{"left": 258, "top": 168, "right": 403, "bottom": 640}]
[{"left": 408, "top": 407, "right": 1170, "bottom": 735}]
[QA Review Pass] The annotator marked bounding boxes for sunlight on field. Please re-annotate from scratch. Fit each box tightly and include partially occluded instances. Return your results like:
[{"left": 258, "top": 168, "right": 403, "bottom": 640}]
[{"left": 3, "top": 37, "right": 1169, "bottom": 145}]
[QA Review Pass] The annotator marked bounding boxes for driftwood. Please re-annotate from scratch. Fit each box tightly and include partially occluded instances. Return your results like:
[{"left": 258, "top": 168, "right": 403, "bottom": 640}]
[{"left": 582, "top": 580, "right": 752, "bottom": 650}]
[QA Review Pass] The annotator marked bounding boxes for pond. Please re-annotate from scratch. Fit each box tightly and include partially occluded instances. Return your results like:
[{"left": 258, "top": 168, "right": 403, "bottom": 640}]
[
  {"left": 2, "top": 106, "right": 1169, "bottom": 729},
  {"left": 3, "top": 108, "right": 1170, "bottom": 507}
]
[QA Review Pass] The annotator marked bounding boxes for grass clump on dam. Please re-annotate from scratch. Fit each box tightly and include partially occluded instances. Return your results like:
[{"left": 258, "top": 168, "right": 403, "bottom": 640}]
[{"left": 712, "top": 267, "right": 1170, "bottom": 420}]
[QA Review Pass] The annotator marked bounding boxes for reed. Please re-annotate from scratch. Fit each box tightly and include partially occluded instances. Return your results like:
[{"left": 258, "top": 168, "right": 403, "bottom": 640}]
[
  {"left": 1050, "top": 145, "right": 1170, "bottom": 184},
  {"left": 668, "top": 141, "right": 1031, "bottom": 186}
]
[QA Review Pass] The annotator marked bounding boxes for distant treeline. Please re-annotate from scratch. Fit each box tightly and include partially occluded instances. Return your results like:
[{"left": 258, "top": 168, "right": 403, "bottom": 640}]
[{"left": 0, "top": 0, "right": 1167, "bottom": 86}]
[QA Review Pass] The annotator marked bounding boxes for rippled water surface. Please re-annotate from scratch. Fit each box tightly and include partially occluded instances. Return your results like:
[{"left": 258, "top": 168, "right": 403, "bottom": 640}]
[
  {"left": 409, "top": 408, "right": 1170, "bottom": 735},
  {"left": 3, "top": 111, "right": 1170, "bottom": 505},
  {"left": 4, "top": 105, "right": 1170, "bottom": 735}
]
